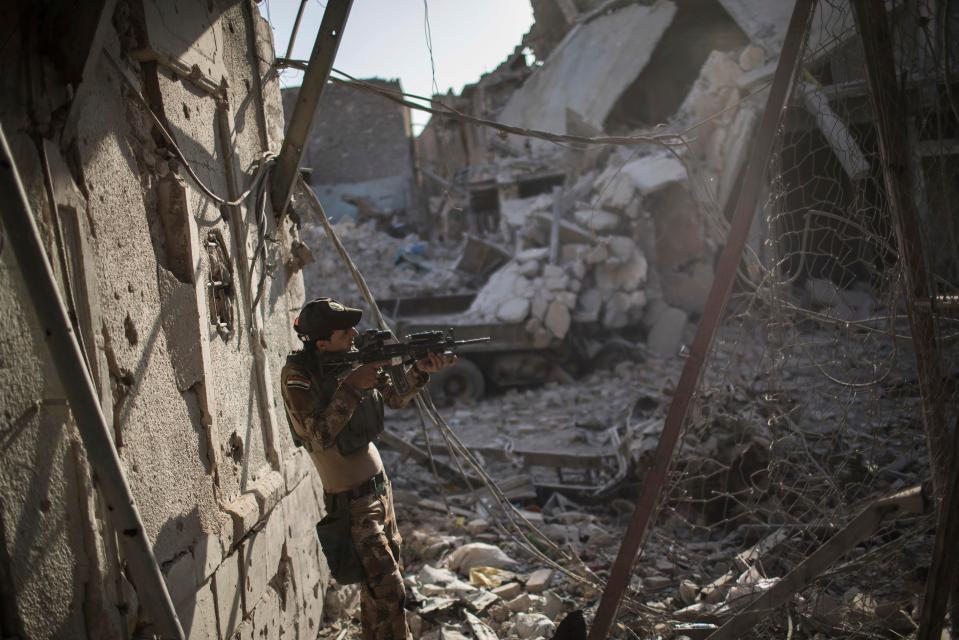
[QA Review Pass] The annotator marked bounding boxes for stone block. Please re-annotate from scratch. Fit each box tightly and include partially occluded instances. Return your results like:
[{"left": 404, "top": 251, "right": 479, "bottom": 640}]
[
  {"left": 542, "top": 264, "right": 564, "bottom": 279},
  {"left": 573, "top": 289, "right": 602, "bottom": 323},
  {"left": 290, "top": 535, "right": 324, "bottom": 640},
  {"left": 544, "top": 274, "right": 569, "bottom": 291},
  {"left": 530, "top": 294, "right": 549, "bottom": 321},
  {"left": 518, "top": 260, "right": 540, "bottom": 277},
  {"left": 560, "top": 244, "right": 587, "bottom": 263},
  {"left": 607, "top": 235, "right": 638, "bottom": 260},
  {"left": 224, "top": 493, "right": 259, "bottom": 546},
  {"left": 602, "top": 293, "right": 630, "bottom": 329},
  {"left": 647, "top": 306, "right": 688, "bottom": 357},
  {"left": 584, "top": 243, "right": 609, "bottom": 265},
  {"left": 596, "top": 171, "right": 637, "bottom": 211},
  {"left": 230, "top": 619, "right": 253, "bottom": 640},
  {"left": 516, "top": 247, "right": 549, "bottom": 261},
  {"left": 175, "top": 578, "right": 219, "bottom": 640},
  {"left": 241, "top": 531, "right": 270, "bottom": 617},
  {"left": 492, "top": 582, "right": 522, "bottom": 600},
  {"left": 544, "top": 302, "right": 571, "bottom": 340},
  {"left": 574, "top": 209, "right": 620, "bottom": 232},
  {"left": 263, "top": 504, "right": 287, "bottom": 578},
  {"left": 195, "top": 530, "right": 225, "bottom": 586},
  {"left": 617, "top": 255, "right": 648, "bottom": 291},
  {"left": 662, "top": 260, "right": 713, "bottom": 314},
  {"left": 622, "top": 154, "right": 687, "bottom": 195},
  {"left": 250, "top": 470, "right": 285, "bottom": 518},
  {"left": 496, "top": 298, "right": 530, "bottom": 323},
  {"left": 284, "top": 478, "right": 321, "bottom": 543},
  {"left": 283, "top": 447, "right": 312, "bottom": 493},
  {"left": 250, "top": 587, "right": 281, "bottom": 639},
  {"left": 526, "top": 568, "right": 553, "bottom": 593},
  {"left": 164, "top": 550, "right": 198, "bottom": 607},
  {"left": 213, "top": 551, "right": 243, "bottom": 639},
  {"left": 568, "top": 259, "right": 586, "bottom": 280}
]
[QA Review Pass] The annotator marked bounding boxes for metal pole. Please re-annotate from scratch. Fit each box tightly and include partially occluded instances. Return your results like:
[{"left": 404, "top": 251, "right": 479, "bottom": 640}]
[
  {"left": 586, "top": 2, "right": 816, "bottom": 637},
  {"left": 271, "top": 0, "right": 354, "bottom": 218},
  {"left": 284, "top": 0, "right": 309, "bottom": 61},
  {"left": 0, "top": 125, "right": 185, "bottom": 640}
]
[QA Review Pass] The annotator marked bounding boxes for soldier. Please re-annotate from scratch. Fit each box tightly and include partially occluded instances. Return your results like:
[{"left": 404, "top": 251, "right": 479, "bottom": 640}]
[{"left": 281, "top": 297, "right": 455, "bottom": 639}]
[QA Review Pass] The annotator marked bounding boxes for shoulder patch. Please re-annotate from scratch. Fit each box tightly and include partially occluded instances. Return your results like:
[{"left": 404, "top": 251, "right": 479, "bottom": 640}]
[{"left": 286, "top": 374, "right": 312, "bottom": 391}]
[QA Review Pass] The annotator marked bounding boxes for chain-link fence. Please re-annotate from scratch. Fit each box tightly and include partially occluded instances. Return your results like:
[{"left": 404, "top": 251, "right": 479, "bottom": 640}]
[{"left": 611, "top": 1, "right": 959, "bottom": 637}]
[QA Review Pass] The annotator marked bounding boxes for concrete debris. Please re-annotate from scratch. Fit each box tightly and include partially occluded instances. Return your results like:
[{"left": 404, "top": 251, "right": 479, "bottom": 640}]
[{"left": 445, "top": 543, "right": 518, "bottom": 575}]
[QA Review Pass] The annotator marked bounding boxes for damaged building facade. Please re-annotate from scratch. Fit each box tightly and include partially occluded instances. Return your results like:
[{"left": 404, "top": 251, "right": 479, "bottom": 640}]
[
  {"left": 282, "top": 79, "right": 418, "bottom": 225},
  {"left": 0, "top": 1, "right": 328, "bottom": 638}
]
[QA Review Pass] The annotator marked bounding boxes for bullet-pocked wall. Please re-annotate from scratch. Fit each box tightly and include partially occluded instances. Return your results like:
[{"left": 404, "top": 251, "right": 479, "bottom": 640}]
[{"left": 0, "top": 1, "right": 328, "bottom": 638}]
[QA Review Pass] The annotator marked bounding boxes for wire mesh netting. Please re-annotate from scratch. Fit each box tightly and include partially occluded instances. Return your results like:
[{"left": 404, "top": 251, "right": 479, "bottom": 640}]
[{"left": 609, "top": 1, "right": 959, "bottom": 637}]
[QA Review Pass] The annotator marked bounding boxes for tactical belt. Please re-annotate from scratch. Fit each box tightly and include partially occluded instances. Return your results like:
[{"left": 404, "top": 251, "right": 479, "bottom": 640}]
[{"left": 324, "top": 471, "right": 387, "bottom": 512}]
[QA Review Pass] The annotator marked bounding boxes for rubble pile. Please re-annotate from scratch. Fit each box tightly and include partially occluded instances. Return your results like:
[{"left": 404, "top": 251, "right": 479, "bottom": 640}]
[
  {"left": 452, "top": 45, "right": 767, "bottom": 358},
  {"left": 297, "top": 217, "right": 472, "bottom": 302}
]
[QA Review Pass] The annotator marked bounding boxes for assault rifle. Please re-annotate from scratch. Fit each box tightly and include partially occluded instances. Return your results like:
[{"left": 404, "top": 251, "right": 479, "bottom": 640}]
[{"left": 316, "top": 329, "right": 491, "bottom": 368}]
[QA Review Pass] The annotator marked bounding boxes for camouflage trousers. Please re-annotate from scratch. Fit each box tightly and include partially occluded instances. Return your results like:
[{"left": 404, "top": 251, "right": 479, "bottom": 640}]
[{"left": 347, "top": 479, "right": 410, "bottom": 640}]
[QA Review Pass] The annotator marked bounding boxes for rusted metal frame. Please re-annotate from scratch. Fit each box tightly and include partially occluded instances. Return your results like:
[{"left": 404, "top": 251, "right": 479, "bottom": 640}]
[
  {"left": 285, "top": 0, "right": 310, "bottom": 60},
  {"left": 586, "top": 2, "right": 817, "bottom": 638},
  {"left": 0, "top": 125, "right": 185, "bottom": 640},
  {"left": 270, "top": 0, "right": 354, "bottom": 218},
  {"left": 851, "top": 0, "right": 950, "bottom": 499},
  {"left": 918, "top": 414, "right": 959, "bottom": 640},
  {"left": 705, "top": 485, "right": 928, "bottom": 640}
]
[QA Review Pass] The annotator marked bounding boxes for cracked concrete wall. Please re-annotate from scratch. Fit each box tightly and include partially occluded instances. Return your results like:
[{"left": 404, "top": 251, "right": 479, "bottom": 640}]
[{"left": 0, "top": 1, "right": 328, "bottom": 638}]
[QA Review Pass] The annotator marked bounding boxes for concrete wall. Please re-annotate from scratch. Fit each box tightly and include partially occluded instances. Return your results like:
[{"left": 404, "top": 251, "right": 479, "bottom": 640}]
[{"left": 0, "top": 1, "right": 329, "bottom": 638}]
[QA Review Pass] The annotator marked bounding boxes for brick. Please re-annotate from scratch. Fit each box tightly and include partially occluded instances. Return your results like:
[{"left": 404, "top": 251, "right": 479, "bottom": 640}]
[
  {"left": 250, "top": 470, "right": 285, "bottom": 518},
  {"left": 224, "top": 493, "right": 259, "bottom": 546},
  {"left": 492, "top": 582, "right": 522, "bottom": 600},
  {"left": 213, "top": 551, "right": 243, "bottom": 639}
]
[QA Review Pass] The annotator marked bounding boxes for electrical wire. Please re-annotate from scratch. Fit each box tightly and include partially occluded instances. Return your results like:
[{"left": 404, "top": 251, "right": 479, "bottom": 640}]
[
  {"left": 104, "top": 51, "right": 276, "bottom": 208},
  {"left": 274, "top": 58, "right": 685, "bottom": 150}
]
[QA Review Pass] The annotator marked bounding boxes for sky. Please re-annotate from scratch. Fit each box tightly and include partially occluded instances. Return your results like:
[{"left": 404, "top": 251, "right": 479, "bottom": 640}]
[{"left": 258, "top": 1, "right": 535, "bottom": 133}]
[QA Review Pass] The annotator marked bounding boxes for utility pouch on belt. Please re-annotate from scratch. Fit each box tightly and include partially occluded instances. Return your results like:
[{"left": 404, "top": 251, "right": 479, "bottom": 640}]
[{"left": 315, "top": 508, "right": 366, "bottom": 585}]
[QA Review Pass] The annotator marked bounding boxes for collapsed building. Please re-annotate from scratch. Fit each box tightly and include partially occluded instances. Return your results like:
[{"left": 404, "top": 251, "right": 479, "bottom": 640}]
[{"left": 281, "top": 79, "right": 418, "bottom": 226}]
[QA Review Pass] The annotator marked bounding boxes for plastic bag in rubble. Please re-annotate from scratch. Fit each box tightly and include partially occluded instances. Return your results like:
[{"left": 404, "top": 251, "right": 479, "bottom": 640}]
[
  {"left": 444, "top": 542, "right": 517, "bottom": 575},
  {"left": 469, "top": 565, "right": 516, "bottom": 588}
]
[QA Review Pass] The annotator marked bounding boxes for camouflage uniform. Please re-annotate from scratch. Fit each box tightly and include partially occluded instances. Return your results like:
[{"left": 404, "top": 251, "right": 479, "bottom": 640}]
[{"left": 281, "top": 351, "right": 427, "bottom": 640}]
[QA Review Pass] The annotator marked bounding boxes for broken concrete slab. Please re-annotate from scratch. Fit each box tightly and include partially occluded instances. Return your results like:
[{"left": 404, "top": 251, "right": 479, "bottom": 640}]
[
  {"left": 622, "top": 153, "right": 687, "bottom": 195},
  {"left": 499, "top": 1, "right": 678, "bottom": 154}
]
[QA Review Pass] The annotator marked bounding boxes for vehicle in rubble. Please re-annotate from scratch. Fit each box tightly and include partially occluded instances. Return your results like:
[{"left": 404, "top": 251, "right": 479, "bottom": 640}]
[{"left": 378, "top": 293, "right": 644, "bottom": 404}]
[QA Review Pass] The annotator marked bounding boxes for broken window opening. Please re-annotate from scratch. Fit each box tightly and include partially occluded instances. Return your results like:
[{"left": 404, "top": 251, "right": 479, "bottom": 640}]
[
  {"left": 205, "top": 229, "right": 236, "bottom": 340},
  {"left": 517, "top": 174, "right": 565, "bottom": 199},
  {"left": 603, "top": 0, "right": 749, "bottom": 133},
  {"left": 468, "top": 186, "right": 501, "bottom": 235}
]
